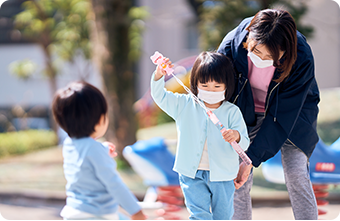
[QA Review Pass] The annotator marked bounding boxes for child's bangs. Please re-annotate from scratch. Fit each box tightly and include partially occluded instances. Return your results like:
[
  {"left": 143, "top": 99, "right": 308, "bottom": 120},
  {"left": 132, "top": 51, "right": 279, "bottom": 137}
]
[{"left": 196, "top": 63, "right": 225, "bottom": 84}]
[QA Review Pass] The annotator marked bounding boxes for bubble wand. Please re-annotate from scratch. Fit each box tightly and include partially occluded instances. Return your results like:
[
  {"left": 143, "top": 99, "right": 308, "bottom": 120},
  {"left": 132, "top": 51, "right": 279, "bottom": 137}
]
[{"left": 150, "top": 51, "right": 252, "bottom": 166}]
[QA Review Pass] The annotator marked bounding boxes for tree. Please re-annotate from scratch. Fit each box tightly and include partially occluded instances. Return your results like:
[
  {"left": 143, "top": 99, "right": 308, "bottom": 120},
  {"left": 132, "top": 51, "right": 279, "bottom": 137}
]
[
  {"left": 90, "top": 0, "right": 148, "bottom": 155},
  {"left": 12, "top": 0, "right": 93, "bottom": 94},
  {"left": 187, "top": 0, "right": 313, "bottom": 51},
  {"left": 11, "top": 0, "right": 93, "bottom": 132}
]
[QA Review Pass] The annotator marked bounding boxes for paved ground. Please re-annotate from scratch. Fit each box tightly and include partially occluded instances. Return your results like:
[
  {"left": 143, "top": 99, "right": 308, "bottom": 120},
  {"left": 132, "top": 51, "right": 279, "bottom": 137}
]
[
  {"left": 0, "top": 146, "right": 339, "bottom": 220},
  {"left": 0, "top": 194, "right": 339, "bottom": 220}
]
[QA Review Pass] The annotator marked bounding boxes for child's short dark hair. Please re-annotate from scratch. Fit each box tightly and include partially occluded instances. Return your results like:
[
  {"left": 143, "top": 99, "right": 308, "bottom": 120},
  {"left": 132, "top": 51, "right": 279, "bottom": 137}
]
[
  {"left": 190, "top": 51, "right": 235, "bottom": 101},
  {"left": 52, "top": 81, "right": 108, "bottom": 138}
]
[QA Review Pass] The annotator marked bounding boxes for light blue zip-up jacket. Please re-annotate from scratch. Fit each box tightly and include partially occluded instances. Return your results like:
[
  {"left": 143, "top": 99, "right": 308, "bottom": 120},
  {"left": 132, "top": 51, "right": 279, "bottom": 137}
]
[
  {"left": 151, "top": 73, "right": 250, "bottom": 181},
  {"left": 62, "top": 137, "right": 141, "bottom": 216}
]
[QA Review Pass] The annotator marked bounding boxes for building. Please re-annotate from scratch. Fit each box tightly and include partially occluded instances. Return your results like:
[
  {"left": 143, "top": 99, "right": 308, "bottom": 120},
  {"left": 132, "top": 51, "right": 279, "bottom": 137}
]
[
  {"left": 0, "top": 0, "right": 339, "bottom": 132},
  {"left": 301, "top": 0, "right": 340, "bottom": 88},
  {"left": 136, "top": 0, "right": 200, "bottom": 98},
  {"left": 0, "top": 0, "right": 101, "bottom": 131}
]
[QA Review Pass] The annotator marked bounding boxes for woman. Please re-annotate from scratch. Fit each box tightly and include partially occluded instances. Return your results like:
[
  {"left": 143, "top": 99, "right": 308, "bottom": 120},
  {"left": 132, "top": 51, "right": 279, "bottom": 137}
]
[{"left": 217, "top": 9, "right": 320, "bottom": 220}]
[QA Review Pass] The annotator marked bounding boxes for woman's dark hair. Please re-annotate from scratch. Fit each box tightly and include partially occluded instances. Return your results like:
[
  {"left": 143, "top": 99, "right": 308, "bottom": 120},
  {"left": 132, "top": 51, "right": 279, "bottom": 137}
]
[
  {"left": 244, "top": 9, "right": 297, "bottom": 82},
  {"left": 190, "top": 51, "right": 235, "bottom": 101},
  {"left": 52, "top": 81, "right": 108, "bottom": 138}
]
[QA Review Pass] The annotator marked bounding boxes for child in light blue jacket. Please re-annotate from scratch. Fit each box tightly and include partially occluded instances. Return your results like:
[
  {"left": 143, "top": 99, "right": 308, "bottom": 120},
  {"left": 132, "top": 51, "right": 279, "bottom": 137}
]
[
  {"left": 151, "top": 52, "right": 249, "bottom": 220},
  {"left": 52, "top": 81, "right": 145, "bottom": 220}
]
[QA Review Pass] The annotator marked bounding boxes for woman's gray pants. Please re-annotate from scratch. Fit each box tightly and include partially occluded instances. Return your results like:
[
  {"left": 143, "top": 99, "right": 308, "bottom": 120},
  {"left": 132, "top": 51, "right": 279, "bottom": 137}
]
[{"left": 233, "top": 114, "right": 318, "bottom": 220}]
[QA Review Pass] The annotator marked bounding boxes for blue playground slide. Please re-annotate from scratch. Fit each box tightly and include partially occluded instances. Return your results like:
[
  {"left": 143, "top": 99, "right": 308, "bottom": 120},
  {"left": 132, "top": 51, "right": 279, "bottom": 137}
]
[{"left": 262, "top": 137, "right": 340, "bottom": 184}]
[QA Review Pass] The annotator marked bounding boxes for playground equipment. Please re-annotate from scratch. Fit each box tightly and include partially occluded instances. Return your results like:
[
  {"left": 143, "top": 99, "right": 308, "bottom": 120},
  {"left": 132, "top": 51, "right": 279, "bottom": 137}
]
[
  {"left": 262, "top": 137, "right": 340, "bottom": 216},
  {"left": 123, "top": 137, "right": 184, "bottom": 220}
]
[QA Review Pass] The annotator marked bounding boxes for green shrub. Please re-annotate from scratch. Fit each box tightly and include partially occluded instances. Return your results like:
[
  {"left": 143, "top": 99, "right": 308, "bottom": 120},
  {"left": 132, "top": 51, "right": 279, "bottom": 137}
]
[
  {"left": 317, "top": 120, "right": 340, "bottom": 145},
  {"left": 0, "top": 130, "right": 58, "bottom": 158},
  {"left": 157, "top": 111, "right": 175, "bottom": 125}
]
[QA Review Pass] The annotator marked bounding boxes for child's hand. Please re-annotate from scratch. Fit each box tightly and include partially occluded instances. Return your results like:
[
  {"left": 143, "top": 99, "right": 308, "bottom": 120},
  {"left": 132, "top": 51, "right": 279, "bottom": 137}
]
[
  {"left": 154, "top": 58, "right": 174, "bottom": 81},
  {"left": 102, "top": 141, "right": 117, "bottom": 158},
  {"left": 222, "top": 129, "right": 240, "bottom": 143},
  {"left": 131, "top": 210, "right": 147, "bottom": 220}
]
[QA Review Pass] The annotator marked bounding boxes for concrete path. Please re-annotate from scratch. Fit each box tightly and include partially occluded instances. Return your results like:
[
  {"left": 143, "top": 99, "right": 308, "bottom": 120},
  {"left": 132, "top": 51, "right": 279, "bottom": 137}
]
[
  {"left": 1, "top": 196, "right": 339, "bottom": 220},
  {"left": 0, "top": 146, "right": 339, "bottom": 220}
]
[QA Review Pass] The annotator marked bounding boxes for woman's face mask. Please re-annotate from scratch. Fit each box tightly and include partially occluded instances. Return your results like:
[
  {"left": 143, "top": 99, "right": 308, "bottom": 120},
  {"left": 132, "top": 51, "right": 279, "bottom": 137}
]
[
  {"left": 246, "top": 37, "right": 275, "bottom": 68},
  {"left": 247, "top": 51, "right": 273, "bottom": 68}
]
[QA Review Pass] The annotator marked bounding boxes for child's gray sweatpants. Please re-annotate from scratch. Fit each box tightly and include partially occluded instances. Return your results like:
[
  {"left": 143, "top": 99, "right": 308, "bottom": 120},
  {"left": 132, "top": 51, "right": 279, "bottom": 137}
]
[{"left": 232, "top": 114, "right": 318, "bottom": 220}]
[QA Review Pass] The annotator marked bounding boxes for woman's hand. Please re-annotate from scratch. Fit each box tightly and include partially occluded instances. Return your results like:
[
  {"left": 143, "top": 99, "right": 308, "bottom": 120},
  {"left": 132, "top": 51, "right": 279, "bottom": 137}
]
[
  {"left": 131, "top": 210, "right": 147, "bottom": 220},
  {"left": 234, "top": 161, "right": 252, "bottom": 189},
  {"left": 222, "top": 129, "right": 240, "bottom": 143},
  {"left": 154, "top": 58, "right": 174, "bottom": 81},
  {"left": 102, "top": 141, "right": 117, "bottom": 158}
]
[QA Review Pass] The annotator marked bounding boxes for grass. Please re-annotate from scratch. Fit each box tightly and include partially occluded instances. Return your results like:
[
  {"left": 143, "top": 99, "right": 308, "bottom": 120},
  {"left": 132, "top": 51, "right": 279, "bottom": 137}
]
[
  {"left": 317, "top": 120, "right": 340, "bottom": 145},
  {"left": 0, "top": 130, "right": 58, "bottom": 158},
  {"left": 317, "top": 87, "right": 340, "bottom": 144}
]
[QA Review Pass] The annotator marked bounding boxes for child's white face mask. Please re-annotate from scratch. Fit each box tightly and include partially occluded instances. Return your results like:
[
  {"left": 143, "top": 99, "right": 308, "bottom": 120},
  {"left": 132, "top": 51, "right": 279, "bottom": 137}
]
[
  {"left": 247, "top": 51, "right": 273, "bottom": 68},
  {"left": 197, "top": 88, "right": 225, "bottom": 104}
]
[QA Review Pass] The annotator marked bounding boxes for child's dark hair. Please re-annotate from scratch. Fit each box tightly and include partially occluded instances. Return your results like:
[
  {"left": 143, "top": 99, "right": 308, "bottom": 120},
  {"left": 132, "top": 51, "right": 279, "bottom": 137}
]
[
  {"left": 52, "top": 81, "right": 108, "bottom": 138},
  {"left": 190, "top": 51, "right": 235, "bottom": 101}
]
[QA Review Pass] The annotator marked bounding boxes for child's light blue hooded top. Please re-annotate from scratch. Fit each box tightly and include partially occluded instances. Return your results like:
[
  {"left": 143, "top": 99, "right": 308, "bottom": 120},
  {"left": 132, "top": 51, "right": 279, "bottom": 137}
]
[
  {"left": 62, "top": 137, "right": 141, "bottom": 216},
  {"left": 151, "top": 73, "right": 249, "bottom": 181}
]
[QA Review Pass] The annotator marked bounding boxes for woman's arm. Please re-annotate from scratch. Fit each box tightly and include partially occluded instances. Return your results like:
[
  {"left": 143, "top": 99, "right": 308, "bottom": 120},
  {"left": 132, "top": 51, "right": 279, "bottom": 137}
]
[{"left": 247, "top": 48, "right": 318, "bottom": 167}]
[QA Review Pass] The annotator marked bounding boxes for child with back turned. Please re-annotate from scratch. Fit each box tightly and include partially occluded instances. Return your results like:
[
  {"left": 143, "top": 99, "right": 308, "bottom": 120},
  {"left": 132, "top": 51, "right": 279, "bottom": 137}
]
[
  {"left": 52, "top": 81, "right": 146, "bottom": 220},
  {"left": 151, "top": 52, "right": 250, "bottom": 220}
]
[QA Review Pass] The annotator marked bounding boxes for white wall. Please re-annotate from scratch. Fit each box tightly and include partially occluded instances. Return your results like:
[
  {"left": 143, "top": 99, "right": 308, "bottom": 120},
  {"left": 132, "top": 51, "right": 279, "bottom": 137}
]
[
  {"left": 137, "top": 0, "right": 200, "bottom": 98},
  {"left": 0, "top": 44, "right": 102, "bottom": 108},
  {"left": 302, "top": 0, "right": 340, "bottom": 89}
]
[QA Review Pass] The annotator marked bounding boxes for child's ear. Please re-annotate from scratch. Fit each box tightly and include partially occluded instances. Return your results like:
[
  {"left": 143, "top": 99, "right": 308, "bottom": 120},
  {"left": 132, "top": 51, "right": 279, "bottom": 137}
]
[
  {"left": 94, "top": 115, "right": 104, "bottom": 130},
  {"left": 99, "top": 114, "right": 106, "bottom": 125}
]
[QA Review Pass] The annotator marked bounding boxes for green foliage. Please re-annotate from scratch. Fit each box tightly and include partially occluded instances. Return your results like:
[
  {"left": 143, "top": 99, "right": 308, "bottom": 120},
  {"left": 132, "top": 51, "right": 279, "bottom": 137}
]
[
  {"left": 0, "top": 130, "right": 58, "bottom": 158},
  {"left": 116, "top": 157, "right": 130, "bottom": 170},
  {"left": 8, "top": 59, "right": 38, "bottom": 79},
  {"left": 274, "top": 0, "right": 314, "bottom": 38},
  {"left": 317, "top": 120, "right": 340, "bottom": 145},
  {"left": 198, "top": 0, "right": 260, "bottom": 51},
  {"left": 11, "top": 0, "right": 148, "bottom": 80},
  {"left": 128, "top": 6, "right": 149, "bottom": 61},
  {"left": 197, "top": 0, "right": 314, "bottom": 51},
  {"left": 157, "top": 111, "right": 175, "bottom": 125},
  {"left": 12, "top": 0, "right": 93, "bottom": 79}
]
